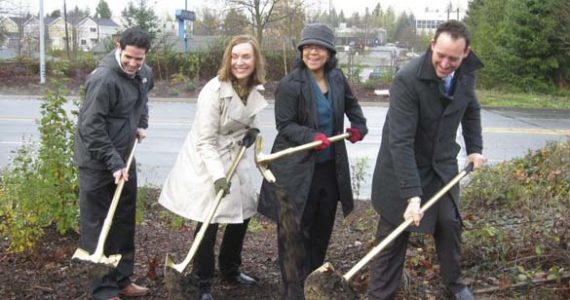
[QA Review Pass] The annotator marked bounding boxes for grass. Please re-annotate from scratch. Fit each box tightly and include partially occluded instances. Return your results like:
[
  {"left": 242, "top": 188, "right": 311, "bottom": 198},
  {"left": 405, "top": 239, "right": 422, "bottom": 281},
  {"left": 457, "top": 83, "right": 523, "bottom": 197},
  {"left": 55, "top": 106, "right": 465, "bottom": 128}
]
[{"left": 477, "top": 89, "right": 570, "bottom": 109}]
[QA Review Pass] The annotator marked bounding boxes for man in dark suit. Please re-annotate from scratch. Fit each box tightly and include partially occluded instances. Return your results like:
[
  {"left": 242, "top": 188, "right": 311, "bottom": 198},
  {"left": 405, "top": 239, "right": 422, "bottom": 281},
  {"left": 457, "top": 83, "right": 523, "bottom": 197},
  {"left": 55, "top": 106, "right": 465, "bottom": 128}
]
[{"left": 368, "top": 20, "right": 486, "bottom": 300}]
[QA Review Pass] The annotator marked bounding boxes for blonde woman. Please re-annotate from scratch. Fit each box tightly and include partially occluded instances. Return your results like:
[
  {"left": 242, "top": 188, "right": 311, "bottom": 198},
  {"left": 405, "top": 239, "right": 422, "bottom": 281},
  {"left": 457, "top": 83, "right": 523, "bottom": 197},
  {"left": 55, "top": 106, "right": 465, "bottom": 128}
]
[{"left": 159, "top": 35, "right": 267, "bottom": 300}]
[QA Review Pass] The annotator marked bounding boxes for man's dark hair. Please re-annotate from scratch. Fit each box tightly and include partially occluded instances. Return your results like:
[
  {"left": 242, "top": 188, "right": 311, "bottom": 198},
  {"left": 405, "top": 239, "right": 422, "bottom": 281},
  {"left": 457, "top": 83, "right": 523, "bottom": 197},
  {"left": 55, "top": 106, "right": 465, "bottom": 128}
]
[
  {"left": 434, "top": 20, "right": 471, "bottom": 49},
  {"left": 119, "top": 27, "right": 151, "bottom": 52}
]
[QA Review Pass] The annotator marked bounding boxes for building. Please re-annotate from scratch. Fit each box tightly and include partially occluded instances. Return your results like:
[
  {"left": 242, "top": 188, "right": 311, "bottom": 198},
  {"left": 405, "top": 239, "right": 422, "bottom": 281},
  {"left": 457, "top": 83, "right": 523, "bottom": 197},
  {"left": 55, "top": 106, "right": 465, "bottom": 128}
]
[
  {"left": 21, "top": 16, "right": 54, "bottom": 55},
  {"left": 0, "top": 16, "right": 27, "bottom": 49},
  {"left": 415, "top": 9, "right": 465, "bottom": 35},
  {"left": 47, "top": 17, "right": 73, "bottom": 51},
  {"left": 74, "top": 17, "right": 119, "bottom": 51},
  {"left": 335, "top": 23, "right": 386, "bottom": 49}
]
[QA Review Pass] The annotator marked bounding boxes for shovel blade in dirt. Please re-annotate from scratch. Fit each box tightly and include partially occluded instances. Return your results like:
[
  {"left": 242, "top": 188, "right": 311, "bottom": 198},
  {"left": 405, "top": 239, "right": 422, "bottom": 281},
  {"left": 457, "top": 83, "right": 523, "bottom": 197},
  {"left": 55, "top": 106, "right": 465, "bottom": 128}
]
[
  {"left": 71, "top": 248, "right": 121, "bottom": 267},
  {"left": 163, "top": 254, "right": 200, "bottom": 300},
  {"left": 304, "top": 262, "right": 358, "bottom": 300},
  {"left": 304, "top": 164, "right": 474, "bottom": 299}
]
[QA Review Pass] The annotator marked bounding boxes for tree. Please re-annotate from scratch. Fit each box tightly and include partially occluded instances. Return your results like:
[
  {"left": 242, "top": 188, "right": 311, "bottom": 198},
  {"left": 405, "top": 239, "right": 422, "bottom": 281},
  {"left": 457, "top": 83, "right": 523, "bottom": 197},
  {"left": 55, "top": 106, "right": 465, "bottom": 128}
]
[
  {"left": 50, "top": 10, "right": 61, "bottom": 18},
  {"left": 194, "top": 8, "right": 221, "bottom": 36},
  {"left": 501, "top": 0, "right": 568, "bottom": 91},
  {"left": 381, "top": 6, "right": 397, "bottom": 41},
  {"left": 222, "top": 8, "right": 250, "bottom": 36},
  {"left": 338, "top": 9, "right": 346, "bottom": 23},
  {"left": 67, "top": 5, "right": 90, "bottom": 24},
  {"left": 467, "top": 0, "right": 569, "bottom": 91},
  {"left": 95, "top": 0, "right": 112, "bottom": 19},
  {"left": 392, "top": 11, "right": 416, "bottom": 46},
  {"left": 226, "top": 0, "right": 303, "bottom": 46},
  {"left": 373, "top": 2, "right": 382, "bottom": 17},
  {"left": 121, "top": 0, "right": 161, "bottom": 44}
]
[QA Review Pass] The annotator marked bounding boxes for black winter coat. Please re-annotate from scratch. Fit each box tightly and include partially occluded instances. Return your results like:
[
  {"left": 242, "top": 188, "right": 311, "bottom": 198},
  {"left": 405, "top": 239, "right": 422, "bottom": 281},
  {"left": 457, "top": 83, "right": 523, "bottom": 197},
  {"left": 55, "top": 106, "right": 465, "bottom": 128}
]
[
  {"left": 371, "top": 49, "right": 483, "bottom": 233},
  {"left": 74, "top": 50, "right": 154, "bottom": 172},
  {"left": 258, "top": 67, "right": 368, "bottom": 222}
]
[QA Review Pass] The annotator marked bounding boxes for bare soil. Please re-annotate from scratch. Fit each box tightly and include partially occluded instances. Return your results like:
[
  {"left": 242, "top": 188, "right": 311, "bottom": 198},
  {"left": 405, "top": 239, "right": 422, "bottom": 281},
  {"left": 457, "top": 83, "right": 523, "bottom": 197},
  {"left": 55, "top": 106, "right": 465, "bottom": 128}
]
[
  {"left": 0, "top": 191, "right": 377, "bottom": 300},
  {"left": 1, "top": 189, "right": 569, "bottom": 299}
]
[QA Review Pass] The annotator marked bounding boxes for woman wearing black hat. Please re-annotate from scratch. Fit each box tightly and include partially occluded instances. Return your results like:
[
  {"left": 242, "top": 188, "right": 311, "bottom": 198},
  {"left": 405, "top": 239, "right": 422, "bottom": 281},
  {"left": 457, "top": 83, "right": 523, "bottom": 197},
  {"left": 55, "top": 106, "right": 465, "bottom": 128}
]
[{"left": 258, "top": 23, "right": 368, "bottom": 299}]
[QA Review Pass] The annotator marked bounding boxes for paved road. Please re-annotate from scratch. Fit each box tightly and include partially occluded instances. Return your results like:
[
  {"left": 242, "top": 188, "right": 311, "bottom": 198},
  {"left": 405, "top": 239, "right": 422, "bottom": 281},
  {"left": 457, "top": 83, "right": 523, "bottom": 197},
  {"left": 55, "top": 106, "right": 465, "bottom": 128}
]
[{"left": 1, "top": 95, "right": 569, "bottom": 199}]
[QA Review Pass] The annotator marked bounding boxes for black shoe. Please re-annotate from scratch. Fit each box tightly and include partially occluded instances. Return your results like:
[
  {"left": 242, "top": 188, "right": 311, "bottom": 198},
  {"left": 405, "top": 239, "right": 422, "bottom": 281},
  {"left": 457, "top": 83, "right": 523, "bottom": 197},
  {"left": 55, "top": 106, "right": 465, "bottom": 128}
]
[
  {"left": 200, "top": 293, "right": 214, "bottom": 300},
  {"left": 222, "top": 272, "right": 257, "bottom": 286}
]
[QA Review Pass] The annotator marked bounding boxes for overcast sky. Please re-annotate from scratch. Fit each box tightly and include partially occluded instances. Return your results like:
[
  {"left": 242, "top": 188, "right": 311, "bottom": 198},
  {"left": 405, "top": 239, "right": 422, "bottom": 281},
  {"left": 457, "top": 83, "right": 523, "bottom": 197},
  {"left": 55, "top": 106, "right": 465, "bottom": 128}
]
[{"left": 22, "top": 0, "right": 469, "bottom": 19}]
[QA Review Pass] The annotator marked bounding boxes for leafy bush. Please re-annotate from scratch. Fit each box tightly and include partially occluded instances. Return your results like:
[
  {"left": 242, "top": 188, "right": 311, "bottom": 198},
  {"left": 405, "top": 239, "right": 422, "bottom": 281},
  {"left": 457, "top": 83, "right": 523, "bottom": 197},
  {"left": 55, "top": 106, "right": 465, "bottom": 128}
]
[
  {"left": 460, "top": 140, "right": 569, "bottom": 291},
  {"left": 350, "top": 156, "right": 370, "bottom": 200},
  {"left": 463, "top": 140, "right": 569, "bottom": 210},
  {"left": 0, "top": 84, "right": 79, "bottom": 252}
]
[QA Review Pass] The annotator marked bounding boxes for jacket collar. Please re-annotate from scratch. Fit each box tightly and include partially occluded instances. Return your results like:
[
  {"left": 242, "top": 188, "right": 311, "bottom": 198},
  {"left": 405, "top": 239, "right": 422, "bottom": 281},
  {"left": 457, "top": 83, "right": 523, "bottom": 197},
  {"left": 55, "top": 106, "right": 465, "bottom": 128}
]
[
  {"left": 417, "top": 47, "right": 484, "bottom": 81},
  {"left": 219, "top": 79, "right": 268, "bottom": 118}
]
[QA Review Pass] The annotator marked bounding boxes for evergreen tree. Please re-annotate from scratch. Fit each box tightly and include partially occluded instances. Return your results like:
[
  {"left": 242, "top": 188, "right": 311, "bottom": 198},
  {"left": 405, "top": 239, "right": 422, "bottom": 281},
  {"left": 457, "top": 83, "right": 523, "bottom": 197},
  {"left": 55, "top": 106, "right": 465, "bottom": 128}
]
[
  {"left": 338, "top": 10, "right": 346, "bottom": 24},
  {"left": 329, "top": 7, "right": 339, "bottom": 28},
  {"left": 95, "top": 0, "right": 112, "bottom": 19},
  {"left": 467, "top": 0, "right": 569, "bottom": 91},
  {"left": 50, "top": 10, "right": 61, "bottom": 18},
  {"left": 465, "top": 0, "right": 509, "bottom": 88},
  {"left": 121, "top": 0, "right": 161, "bottom": 44}
]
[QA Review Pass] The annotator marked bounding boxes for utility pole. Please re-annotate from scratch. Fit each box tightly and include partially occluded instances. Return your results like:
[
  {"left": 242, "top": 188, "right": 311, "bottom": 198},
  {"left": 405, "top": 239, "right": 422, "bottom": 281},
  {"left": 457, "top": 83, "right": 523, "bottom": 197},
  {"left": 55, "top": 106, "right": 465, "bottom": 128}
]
[
  {"left": 63, "top": 0, "right": 70, "bottom": 59},
  {"left": 185, "top": 0, "right": 188, "bottom": 53},
  {"left": 39, "top": 0, "right": 45, "bottom": 84}
]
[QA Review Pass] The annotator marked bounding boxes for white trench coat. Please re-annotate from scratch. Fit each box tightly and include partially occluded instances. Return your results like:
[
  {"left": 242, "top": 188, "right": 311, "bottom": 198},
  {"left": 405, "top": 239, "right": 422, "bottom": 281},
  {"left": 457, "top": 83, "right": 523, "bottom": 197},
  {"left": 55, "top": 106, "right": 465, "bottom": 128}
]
[{"left": 158, "top": 77, "right": 268, "bottom": 223}]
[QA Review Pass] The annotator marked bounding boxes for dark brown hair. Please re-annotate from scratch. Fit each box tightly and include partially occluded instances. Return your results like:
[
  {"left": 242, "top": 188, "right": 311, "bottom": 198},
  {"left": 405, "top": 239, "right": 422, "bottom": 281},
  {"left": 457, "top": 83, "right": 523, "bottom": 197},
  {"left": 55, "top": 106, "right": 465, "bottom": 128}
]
[
  {"left": 218, "top": 35, "right": 266, "bottom": 87},
  {"left": 434, "top": 20, "right": 471, "bottom": 49}
]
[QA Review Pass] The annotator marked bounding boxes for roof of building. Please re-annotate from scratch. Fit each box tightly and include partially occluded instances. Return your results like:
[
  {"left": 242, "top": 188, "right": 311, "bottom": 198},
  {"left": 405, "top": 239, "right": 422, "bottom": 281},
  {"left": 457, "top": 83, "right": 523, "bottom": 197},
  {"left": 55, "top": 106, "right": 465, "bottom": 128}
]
[{"left": 97, "top": 18, "right": 119, "bottom": 27}]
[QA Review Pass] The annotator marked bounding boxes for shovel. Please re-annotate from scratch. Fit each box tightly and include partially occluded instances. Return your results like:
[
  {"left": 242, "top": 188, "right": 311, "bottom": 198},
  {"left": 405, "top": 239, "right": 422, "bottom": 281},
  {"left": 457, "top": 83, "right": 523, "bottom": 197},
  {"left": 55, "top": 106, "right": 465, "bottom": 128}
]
[
  {"left": 164, "top": 129, "right": 259, "bottom": 299},
  {"left": 304, "top": 163, "right": 474, "bottom": 300},
  {"left": 71, "top": 139, "right": 138, "bottom": 274},
  {"left": 254, "top": 132, "right": 350, "bottom": 183}
]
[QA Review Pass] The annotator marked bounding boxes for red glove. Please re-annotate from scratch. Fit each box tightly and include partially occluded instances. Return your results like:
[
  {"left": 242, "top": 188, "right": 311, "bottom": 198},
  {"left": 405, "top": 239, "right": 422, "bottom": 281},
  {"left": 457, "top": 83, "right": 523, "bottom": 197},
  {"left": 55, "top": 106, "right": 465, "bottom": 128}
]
[
  {"left": 313, "top": 133, "right": 331, "bottom": 151},
  {"left": 346, "top": 127, "right": 362, "bottom": 143}
]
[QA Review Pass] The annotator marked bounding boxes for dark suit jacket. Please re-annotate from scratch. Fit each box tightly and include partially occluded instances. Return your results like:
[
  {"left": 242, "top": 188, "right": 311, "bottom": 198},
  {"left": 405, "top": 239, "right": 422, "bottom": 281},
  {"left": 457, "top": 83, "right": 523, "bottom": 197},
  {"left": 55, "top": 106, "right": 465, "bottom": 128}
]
[{"left": 371, "top": 48, "right": 483, "bottom": 233}]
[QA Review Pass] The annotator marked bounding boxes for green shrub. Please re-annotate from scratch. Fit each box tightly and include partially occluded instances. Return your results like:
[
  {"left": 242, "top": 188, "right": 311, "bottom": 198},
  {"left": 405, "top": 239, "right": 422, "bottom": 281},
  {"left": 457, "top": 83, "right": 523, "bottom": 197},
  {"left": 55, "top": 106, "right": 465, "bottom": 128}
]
[
  {"left": 0, "top": 83, "right": 79, "bottom": 252},
  {"left": 463, "top": 140, "right": 569, "bottom": 210},
  {"left": 461, "top": 140, "right": 570, "bottom": 288},
  {"left": 350, "top": 156, "right": 370, "bottom": 200}
]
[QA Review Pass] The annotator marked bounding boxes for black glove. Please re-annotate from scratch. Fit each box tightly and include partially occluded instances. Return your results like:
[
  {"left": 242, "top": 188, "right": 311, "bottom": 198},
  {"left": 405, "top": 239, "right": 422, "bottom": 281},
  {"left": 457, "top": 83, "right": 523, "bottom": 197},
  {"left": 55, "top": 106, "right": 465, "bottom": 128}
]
[
  {"left": 214, "top": 177, "right": 231, "bottom": 197},
  {"left": 241, "top": 127, "right": 260, "bottom": 148}
]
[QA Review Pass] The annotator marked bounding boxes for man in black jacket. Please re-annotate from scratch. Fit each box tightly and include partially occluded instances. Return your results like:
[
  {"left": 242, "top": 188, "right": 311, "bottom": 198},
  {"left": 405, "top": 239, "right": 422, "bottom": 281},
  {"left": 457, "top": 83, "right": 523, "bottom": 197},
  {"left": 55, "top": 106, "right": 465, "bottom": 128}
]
[
  {"left": 368, "top": 21, "right": 486, "bottom": 300},
  {"left": 75, "top": 27, "right": 153, "bottom": 300}
]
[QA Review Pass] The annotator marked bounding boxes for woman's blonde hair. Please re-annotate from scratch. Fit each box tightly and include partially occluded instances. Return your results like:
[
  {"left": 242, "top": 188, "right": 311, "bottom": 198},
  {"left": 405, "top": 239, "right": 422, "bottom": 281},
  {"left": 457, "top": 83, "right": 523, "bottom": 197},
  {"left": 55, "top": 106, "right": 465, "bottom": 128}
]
[{"left": 218, "top": 35, "right": 266, "bottom": 87}]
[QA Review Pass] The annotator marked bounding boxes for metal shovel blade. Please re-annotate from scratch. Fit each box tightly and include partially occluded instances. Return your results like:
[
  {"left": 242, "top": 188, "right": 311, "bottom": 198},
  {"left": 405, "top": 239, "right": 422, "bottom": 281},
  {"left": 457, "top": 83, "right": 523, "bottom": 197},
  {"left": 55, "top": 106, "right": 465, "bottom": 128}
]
[
  {"left": 304, "top": 262, "right": 358, "bottom": 300},
  {"left": 71, "top": 248, "right": 122, "bottom": 267}
]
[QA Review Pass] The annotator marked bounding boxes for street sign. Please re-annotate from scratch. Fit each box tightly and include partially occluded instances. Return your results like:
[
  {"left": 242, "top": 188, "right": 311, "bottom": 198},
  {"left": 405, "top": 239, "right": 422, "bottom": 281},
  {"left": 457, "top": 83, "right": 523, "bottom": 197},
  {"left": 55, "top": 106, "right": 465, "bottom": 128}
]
[{"left": 176, "top": 9, "right": 196, "bottom": 21}]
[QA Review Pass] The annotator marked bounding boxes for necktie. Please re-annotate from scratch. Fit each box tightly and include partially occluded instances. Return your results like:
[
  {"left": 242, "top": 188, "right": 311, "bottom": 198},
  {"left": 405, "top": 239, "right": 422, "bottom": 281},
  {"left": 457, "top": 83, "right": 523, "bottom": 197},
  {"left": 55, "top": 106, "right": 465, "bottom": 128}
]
[{"left": 443, "top": 75, "right": 453, "bottom": 95}]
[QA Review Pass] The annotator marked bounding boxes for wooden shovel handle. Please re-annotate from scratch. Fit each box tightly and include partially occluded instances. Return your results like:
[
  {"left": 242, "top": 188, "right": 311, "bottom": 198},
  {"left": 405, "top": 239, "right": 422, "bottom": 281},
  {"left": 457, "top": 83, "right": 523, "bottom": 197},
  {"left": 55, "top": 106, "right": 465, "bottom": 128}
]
[
  {"left": 170, "top": 145, "right": 248, "bottom": 273},
  {"left": 343, "top": 163, "right": 474, "bottom": 281},
  {"left": 257, "top": 132, "right": 350, "bottom": 163},
  {"left": 92, "top": 139, "right": 138, "bottom": 259}
]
